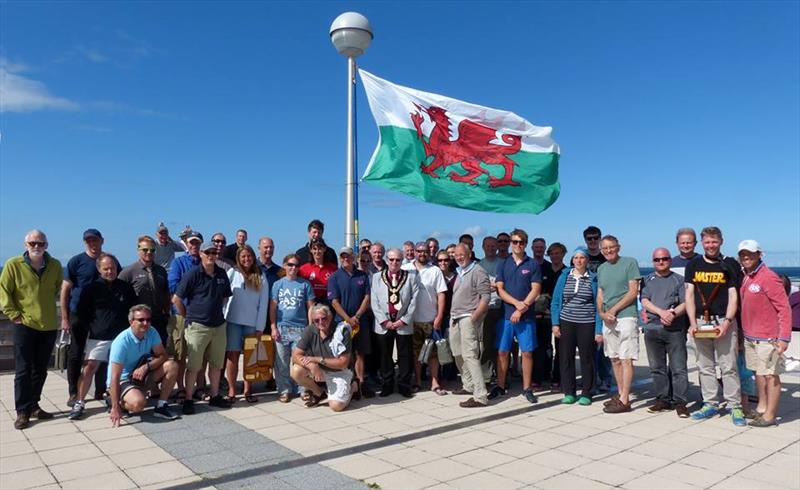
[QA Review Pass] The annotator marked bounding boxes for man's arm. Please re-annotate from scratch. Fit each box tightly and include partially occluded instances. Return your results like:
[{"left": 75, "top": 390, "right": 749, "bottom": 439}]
[
  {"left": 496, "top": 282, "right": 527, "bottom": 311},
  {"left": 685, "top": 283, "right": 697, "bottom": 331},
  {"left": 59, "top": 280, "right": 73, "bottom": 331},
  {"left": 0, "top": 266, "right": 21, "bottom": 322},
  {"left": 433, "top": 292, "right": 445, "bottom": 330},
  {"left": 171, "top": 294, "right": 186, "bottom": 317},
  {"left": 718, "top": 286, "right": 738, "bottom": 337},
  {"left": 607, "top": 280, "right": 639, "bottom": 316},
  {"left": 149, "top": 343, "right": 169, "bottom": 371},
  {"left": 330, "top": 299, "right": 349, "bottom": 323},
  {"left": 109, "top": 362, "right": 123, "bottom": 427}
]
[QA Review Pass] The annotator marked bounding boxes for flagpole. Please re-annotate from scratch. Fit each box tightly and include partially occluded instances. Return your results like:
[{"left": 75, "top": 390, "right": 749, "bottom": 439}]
[{"left": 330, "top": 12, "right": 373, "bottom": 249}]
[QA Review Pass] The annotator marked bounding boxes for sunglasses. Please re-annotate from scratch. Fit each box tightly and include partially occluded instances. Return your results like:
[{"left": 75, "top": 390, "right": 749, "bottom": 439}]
[
  {"left": 437, "top": 258, "right": 450, "bottom": 263},
  {"left": 203, "top": 250, "right": 219, "bottom": 256},
  {"left": 652, "top": 257, "right": 671, "bottom": 263},
  {"left": 27, "top": 241, "right": 46, "bottom": 247},
  {"left": 585, "top": 236, "right": 600, "bottom": 241},
  {"left": 415, "top": 249, "right": 428, "bottom": 253},
  {"left": 312, "top": 318, "right": 328, "bottom": 324},
  {"left": 286, "top": 262, "right": 299, "bottom": 267},
  {"left": 139, "top": 248, "right": 156, "bottom": 253},
  {"left": 511, "top": 240, "right": 525, "bottom": 245},
  {"left": 387, "top": 258, "right": 402, "bottom": 262},
  {"left": 133, "top": 317, "right": 152, "bottom": 323},
  {"left": 212, "top": 239, "right": 226, "bottom": 244}
]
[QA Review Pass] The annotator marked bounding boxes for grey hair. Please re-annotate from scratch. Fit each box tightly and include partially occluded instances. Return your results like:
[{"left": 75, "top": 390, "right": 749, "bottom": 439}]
[
  {"left": 386, "top": 247, "right": 403, "bottom": 258},
  {"left": 128, "top": 304, "right": 152, "bottom": 322},
  {"left": 309, "top": 303, "right": 332, "bottom": 319},
  {"left": 675, "top": 227, "right": 697, "bottom": 241},
  {"left": 24, "top": 229, "right": 47, "bottom": 244}
]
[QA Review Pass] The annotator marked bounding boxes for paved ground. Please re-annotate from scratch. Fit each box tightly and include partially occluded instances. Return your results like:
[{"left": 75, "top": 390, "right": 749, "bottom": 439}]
[{"left": 1, "top": 352, "right": 799, "bottom": 490}]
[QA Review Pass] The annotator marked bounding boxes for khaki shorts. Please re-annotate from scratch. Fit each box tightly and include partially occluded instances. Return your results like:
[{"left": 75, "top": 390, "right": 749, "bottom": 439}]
[
  {"left": 412, "top": 322, "right": 436, "bottom": 359},
  {"left": 603, "top": 317, "right": 639, "bottom": 360},
  {"left": 185, "top": 321, "right": 227, "bottom": 371},
  {"left": 167, "top": 314, "right": 187, "bottom": 361},
  {"left": 745, "top": 339, "right": 784, "bottom": 376}
]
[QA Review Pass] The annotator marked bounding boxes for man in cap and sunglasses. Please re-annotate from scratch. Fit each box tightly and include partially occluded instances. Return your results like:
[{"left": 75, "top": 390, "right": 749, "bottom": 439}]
[{"left": 154, "top": 222, "right": 186, "bottom": 270}]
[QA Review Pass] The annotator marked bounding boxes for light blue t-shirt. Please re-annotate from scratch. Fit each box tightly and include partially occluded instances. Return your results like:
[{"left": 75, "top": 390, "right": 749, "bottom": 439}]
[
  {"left": 107, "top": 327, "right": 162, "bottom": 380},
  {"left": 271, "top": 277, "right": 314, "bottom": 341}
]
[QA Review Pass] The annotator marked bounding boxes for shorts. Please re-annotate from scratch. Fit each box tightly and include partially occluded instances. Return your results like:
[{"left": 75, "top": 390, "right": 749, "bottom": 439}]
[
  {"left": 226, "top": 322, "right": 258, "bottom": 352},
  {"left": 185, "top": 321, "right": 227, "bottom": 371},
  {"left": 496, "top": 320, "right": 536, "bottom": 353},
  {"left": 325, "top": 368, "right": 353, "bottom": 403},
  {"left": 120, "top": 372, "right": 157, "bottom": 399},
  {"left": 603, "top": 317, "right": 639, "bottom": 360},
  {"left": 412, "top": 322, "right": 435, "bottom": 359},
  {"left": 351, "top": 325, "right": 372, "bottom": 355},
  {"left": 85, "top": 339, "right": 113, "bottom": 361},
  {"left": 167, "top": 314, "right": 187, "bottom": 361},
  {"left": 744, "top": 339, "right": 784, "bottom": 376}
]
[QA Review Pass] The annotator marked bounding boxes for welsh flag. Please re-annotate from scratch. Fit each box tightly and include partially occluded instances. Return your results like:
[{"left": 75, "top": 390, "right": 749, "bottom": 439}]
[{"left": 359, "top": 70, "right": 560, "bottom": 214}]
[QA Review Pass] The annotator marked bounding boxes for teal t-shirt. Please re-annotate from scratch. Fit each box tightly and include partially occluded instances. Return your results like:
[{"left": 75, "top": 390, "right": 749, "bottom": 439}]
[{"left": 597, "top": 256, "right": 640, "bottom": 319}]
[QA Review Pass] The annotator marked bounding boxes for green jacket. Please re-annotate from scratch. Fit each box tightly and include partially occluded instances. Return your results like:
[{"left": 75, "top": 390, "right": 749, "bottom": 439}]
[{"left": 0, "top": 253, "right": 63, "bottom": 331}]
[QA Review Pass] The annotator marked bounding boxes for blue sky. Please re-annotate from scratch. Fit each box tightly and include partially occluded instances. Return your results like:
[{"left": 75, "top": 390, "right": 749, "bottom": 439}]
[{"left": 2, "top": 1, "right": 798, "bottom": 267}]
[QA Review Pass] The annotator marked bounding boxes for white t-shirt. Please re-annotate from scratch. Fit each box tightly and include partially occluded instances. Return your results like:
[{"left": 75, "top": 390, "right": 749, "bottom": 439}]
[{"left": 402, "top": 262, "right": 447, "bottom": 322}]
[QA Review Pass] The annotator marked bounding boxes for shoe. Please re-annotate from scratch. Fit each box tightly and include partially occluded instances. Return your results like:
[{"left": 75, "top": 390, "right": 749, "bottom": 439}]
[
  {"left": 66, "top": 394, "right": 77, "bottom": 407},
  {"left": 399, "top": 388, "right": 414, "bottom": 398},
  {"left": 690, "top": 403, "right": 719, "bottom": 420},
  {"left": 743, "top": 409, "right": 764, "bottom": 420},
  {"left": 647, "top": 399, "right": 674, "bottom": 413},
  {"left": 208, "top": 395, "right": 232, "bottom": 408},
  {"left": 603, "top": 394, "right": 620, "bottom": 407},
  {"left": 459, "top": 397, "right": 487, "bottom": 408},
  {"left": 379, "top": 388, "right": 394, "bottom": 398},
  {"left": 301, "top": 391, "right": 312, "bottom": 402},
  {"left": 748, "top": 417, "right": 778, "bottom": 427},
  {"left": 550, "top": 383, "right": 561, "bottom": 394},
  {"left": 561, "top": 395, "right": 577, "bottom": 405},
  {"left": 29, "top": 407, "right": 53, "bottom": 420},
  {"left": 411, "top": 384, "right": 421, "bottom": 393},
  {"left": 578, "top": 396, "right": 592, "bottom": 406},
  {"left": 153, "top": 404, "right": 181, "bottom": 420},
  {"left": 68, "top": 401, "right": 85, "bottom": 420},
  {"left": 182, "top": 399, "right": 195, "bottom": 415},
  {"left": 487, "top": 385, "right": 506, "bottom": 400},
  {"left": 14, "top": 412, "right": 30, "bottom": 430},
  {"left": 675, "top": 404, "right": 690, "bottom": 418},
  {"left": 523, "top": 389, "right": 538, "bottom": 404},
  {"left": 603, "top": 399, "right": 632, "bottom": 414},
  {"left": 452, "top": 388, "right": 472, "bottom": 395},
  {"left": 304, "top": 391, "right": 327, "bottom": 408},
  {"left": 361, "top": 385, "right": 376, "bottom": 398},
  {"left": 278, "top": 393, "right": 291, "bottom": 403},
  {"left": 94, "top": 391, "right": 105, "bottom": 401},
  {"left": 730, "top": 407, "right": 747, "bottom": 427}
]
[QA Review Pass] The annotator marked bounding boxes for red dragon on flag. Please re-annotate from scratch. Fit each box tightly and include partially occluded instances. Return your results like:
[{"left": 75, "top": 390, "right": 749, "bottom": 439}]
[{"left": 410, "top": 103, "right": 522, "bottom": 187}]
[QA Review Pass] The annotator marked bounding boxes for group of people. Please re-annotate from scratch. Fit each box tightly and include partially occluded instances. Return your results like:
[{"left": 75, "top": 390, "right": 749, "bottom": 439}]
[{"left": 2, "top": 220, "right": 796, "bottom": 433}]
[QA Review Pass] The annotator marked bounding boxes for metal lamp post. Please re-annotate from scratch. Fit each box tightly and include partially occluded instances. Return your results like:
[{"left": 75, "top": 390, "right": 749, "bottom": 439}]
[{"left": 330, "top": 12, "right": 373, "bottom": 249}]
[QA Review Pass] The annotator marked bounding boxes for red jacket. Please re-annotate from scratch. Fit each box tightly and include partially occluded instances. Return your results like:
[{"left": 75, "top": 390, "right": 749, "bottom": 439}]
[{"left": 740, "top": 263, "right": 792, "bottom": 342}]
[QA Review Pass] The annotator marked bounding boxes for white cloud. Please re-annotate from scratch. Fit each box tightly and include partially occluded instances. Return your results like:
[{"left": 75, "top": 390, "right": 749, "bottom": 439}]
[
  {"left": 462, "top": 225, "right": 485, "bottom": 237},
  {"left": 0, "top": 61, "right": 78, "bottom": 113}
]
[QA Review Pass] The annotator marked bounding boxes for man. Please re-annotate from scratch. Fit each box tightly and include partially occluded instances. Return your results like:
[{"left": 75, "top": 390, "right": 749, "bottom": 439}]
[
  {"left": 328, "top": 246, "right": 373, "bottom": 398},
  {"left": 154, "top": 222, "right": 186, "bottom": 269},
  {"left": 597, "top": 235, "right": 640, "bottom": 414},
  {"left": 459, "top": 234, "right": 479, "bottom": 262},
  {"left": 298, "top": 238, "right": 337, "bottom": 304},
  {"left": 371, "top": 248, "right": 418, "bottom": 397},
  {"left": 368, "top": 242, "right": 387, "bottom": 274},
  {"left": 61, "top": 229, "right": 122, "bottom": 406},
  {"left": 119, "top": 236, "right": 171, "bottom": 345},
  {"left": 640, "top": 248, "right": 689, "bottom": 417},
  {"left": 492, "top": 229, "right": 541, "bottom": 404},
  {"left": 671, "top": 227, "right": 701, "bottom": 272},
  {"left": 402, "top": 241, "right": 415, "bottom": 265},
  {"left": 167, "top": 231, "right": 202, "bottom": 391},
  {"left": 479, "top": 236, "right": 502, "bottom": 380},
  {"left": 69, "top": 254, "right": 137, "bottom": 420},
  {"left": 496, "top": 232, "right": 511, "bottom": 259},
  {"left": 0, "top": 230, "right": 63, "bottom": 430},
  {"left": 172, "top": 241, "right": 233, "bottom": 414},
  {"left": 296, "top": 219, "right": 337, "bottom": 265},
  {"left": 426, "top": 237, "right": 440, "bottom": 259},
  {"left": 291, "top": 304, "right": 354, "bottom": 411},
  {"left": 402, "top": 242, "right": 447, "bottom": 393},
  {"left": 359, "top": 238, "right": 372, "bottom": 255},
  {"left": 451, "top": 244, "right": 492, "bottom": 407},
  {"left": 107, "top": 304, "right": 181, "bottom": 426},
  {"left": 223, "top": 229, "right": 248, "bottom": 263},
  {"left": 531, "top": 237, "right": 554, "bottom": 390},
  {"left": 211, "top": 233, "right": 234, "bottom": 271},
  {"left": 685, "top": 227, "right": 744, "bottom": 425},
  {"left": 258, "top": 236, "right": 284, "bottom": 326},
  {"left": 738, "top": 240, "right": 792, "bottom": 427}
]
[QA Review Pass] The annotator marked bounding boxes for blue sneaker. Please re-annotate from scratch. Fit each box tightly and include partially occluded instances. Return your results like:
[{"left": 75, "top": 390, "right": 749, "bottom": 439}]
[
  {"left": 730, "top": 407, "right": 747, "bottom": 427},
  {"left": 690, "top": 403, "right": 719, "bottom": 420}
]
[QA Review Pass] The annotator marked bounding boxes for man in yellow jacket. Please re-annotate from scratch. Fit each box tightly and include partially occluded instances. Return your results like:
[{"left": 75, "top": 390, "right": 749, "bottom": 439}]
[{"left": 0, "top": 230, "right": 63, "bottom": 430}]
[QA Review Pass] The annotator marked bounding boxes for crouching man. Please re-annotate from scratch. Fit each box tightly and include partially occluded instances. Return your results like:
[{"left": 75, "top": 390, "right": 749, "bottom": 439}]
[
  {"left": 291, "top": 304, "right": 353, "bottom": 411},
  {"left": 108, "top": 304, "right": 181, "bottom": 427}
]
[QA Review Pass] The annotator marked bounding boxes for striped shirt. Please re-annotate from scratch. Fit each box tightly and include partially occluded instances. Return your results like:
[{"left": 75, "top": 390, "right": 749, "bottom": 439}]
[{"left": 560, "top": 272, "right": 596, "bottom": 324}]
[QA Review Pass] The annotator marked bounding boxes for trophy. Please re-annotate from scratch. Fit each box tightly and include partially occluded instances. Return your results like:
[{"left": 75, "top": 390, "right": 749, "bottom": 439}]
[{"left": 694, "top": 284, "right": 721, "bottom": 339}]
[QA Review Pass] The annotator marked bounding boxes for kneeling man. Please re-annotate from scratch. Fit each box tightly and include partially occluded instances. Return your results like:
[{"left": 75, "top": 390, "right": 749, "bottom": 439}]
[
  {"left": 108, "top": 304, "right": 181, "bottom": 427},
  {"left": 291, "top": 304, "right": 353, "bottom": 411}
]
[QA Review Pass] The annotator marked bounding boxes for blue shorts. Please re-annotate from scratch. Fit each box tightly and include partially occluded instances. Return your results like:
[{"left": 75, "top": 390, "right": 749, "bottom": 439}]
[
  {"left": 496, "top": 320, "right": 536, "bottom": 353},
  {"left": 226, "top": 322, "right": 258, "bottom": 352}
]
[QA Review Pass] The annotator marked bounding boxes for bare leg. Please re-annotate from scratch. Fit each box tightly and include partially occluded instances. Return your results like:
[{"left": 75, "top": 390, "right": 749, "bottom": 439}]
[
  {"left": 521, "top": 351, "right": 533, "bottom": 390},
  {"left": 755, "top": 375, "right": 767, "bottom": 413},
  {"left": 77, "top": 361, "right": 99, "bottom": 402},
  {"left": 177, "top": 360, "right": 186, "bottom": 391},
  {"left": 208, "top": 367, "right": 222, "bottom": 397},
  {"left": 184, "top": 369, "right": 198, "bottom": 400},
  {"left": 620, "top": 359, "right": 634, "bottom": 404},
  {"left": 290, "top": 364, "right": 323, "bottom": 396},
  {"left": 610, "top": 358, "right": 625, "bottom": 402},
  {"left": 429, "top": 357, "right": 442, "bottom": 390},
  {"left": 158, "top": 361, "right": 179, "bottom": 401},
  {"left": 225, "top": 352, "right": 239, "bottom": 398},
  {"left": 355, "top": 352, "right": 366, "bottom": 383},
  {"left": 762, "top": 375, "right": 781, "bottom": 422},
  {"left": 496, "top": 352, "right": 509, "bottom": 389}
]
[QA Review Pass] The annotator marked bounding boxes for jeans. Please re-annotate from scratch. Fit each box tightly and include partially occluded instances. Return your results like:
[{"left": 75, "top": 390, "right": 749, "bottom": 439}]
[
  {"left": 559, "top": 320, "right": 596, "bottom": 397},
  {"left": 66, "top": 313, "right": 107, "bottom": 396},
  {"left": 644, "top": 327, "right": 689, "bottom": 404},
  {"left": 14, "top": 326, "right": 57, "bottom": 413},
  {"left": 694, "top": 320, "right": 741, "bottom": 407},
  {"left": 274, "top": 340, "right": 302, "bottom": 395}
]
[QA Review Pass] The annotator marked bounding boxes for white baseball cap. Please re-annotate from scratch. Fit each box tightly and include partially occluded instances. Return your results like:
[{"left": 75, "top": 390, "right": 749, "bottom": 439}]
[{"left": 737, "top": 239, "right": 761, "bottom": 253}]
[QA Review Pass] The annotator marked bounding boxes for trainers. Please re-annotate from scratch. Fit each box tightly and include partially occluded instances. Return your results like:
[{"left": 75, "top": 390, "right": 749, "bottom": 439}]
[
  {"left": 647, "top": 399, "right": 673, "bottom": 413},
  {"left": 182, "top": 399, "right": 195, "bottom": 415},
  {"left": 690, "top": 403, "right": 719, "bottom": 420},
  {"left": 731, "top": 407, "right": 747, "bottom": 427},
  {"left": 29, "top": 407, "right": 53, "bottom": 420},
  {"left": 561, "top": 395, "right": 577, "bottom": 404},
  {"left": 578, "top": 396, "right": 592, "bottom": 406},
  {"left": 459, "top": 397, "right": 487, "bottom": 408},
  {"left": 208, "top": 395, "right": 233, "bottom": 408},
  {"left": 487, "top": 385, "right": 506, "bottom": 400},
  {"left": 153, "top": 404, "right": 181, "bottom": 420},
  {"left": 14, "top": 412, "right": 30, "bottom": 430},
  {"left": 68, "top": 401, "right": 85, "bottom": 420},
  {"left": 748, "top": 417, "right": 778, "bottom": 428},
  {"left": 675, "top": 403, "right": 690, "bottom": 418},
  {"left": 523, "top": 389, "right": 538, "bottom": 404}
]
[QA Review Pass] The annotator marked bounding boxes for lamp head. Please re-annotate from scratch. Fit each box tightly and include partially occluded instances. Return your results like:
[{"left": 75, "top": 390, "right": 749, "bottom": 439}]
[{"left": 330, "top": 12, "right": 373, "bottom": 58}]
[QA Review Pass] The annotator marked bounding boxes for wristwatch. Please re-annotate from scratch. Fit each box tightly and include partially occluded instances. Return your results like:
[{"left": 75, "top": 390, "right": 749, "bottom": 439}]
[{"left": 319, "top": 357, "right": 326, "bottom": 367}]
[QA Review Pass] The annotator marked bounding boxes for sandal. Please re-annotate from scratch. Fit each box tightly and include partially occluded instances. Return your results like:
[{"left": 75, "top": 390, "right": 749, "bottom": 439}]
[
  {"left": 304, "top": 390, "right": 327, "bottom": 408},
  {"left": 223, "top": 395, "right": 237, "bottom": 404},
  {"left": 433, "top": 387, "right": 448, "bottom": 396},
  {"left": 244, "top": 393, "right": 259, "bottom": 403},
  {"left": 301, "top": 392, "right": 312, "bottom": 402},
  {"left": 278, "top": 393, "right": 291, "bottom": 403}
]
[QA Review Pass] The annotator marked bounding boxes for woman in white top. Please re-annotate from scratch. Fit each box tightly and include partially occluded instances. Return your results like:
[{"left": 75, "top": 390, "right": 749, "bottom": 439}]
[{"left": 224, "top": 245, "right": 270, "bottom": 402}]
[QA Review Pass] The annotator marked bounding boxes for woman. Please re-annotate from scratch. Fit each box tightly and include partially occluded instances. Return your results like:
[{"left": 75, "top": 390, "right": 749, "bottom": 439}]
[
  {"left": 437, "top": 250, "right": 459, "bottom": 383},
  {"left": 223, "top": 245, "right": 270, "bottom": 403},
  {"left": 550, "top": 247, "right": 603, "bottom": 405},
  {"left": 270, "top": 254, "right": 315, "bottom": 402},
  {"left": 544, "top": 242, "right": 568, "bottom": 393}
]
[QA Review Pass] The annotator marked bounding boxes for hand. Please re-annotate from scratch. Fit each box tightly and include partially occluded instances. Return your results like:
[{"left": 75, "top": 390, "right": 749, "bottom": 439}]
[
  {"left": 717, "top": 321, "right": 730, "bottom": 338},
  {"left": 132, "top": 364, "right": 148, "bottom": 381},
  {"left": 774, "top": 341, "right": 789, "bottom": 355},
  {"left": 659, "top": 310, "right": 676, "bottom": 326},
  {"left": 552, "top": 326, "right": 561, "bottom": 338},
  {"left": 603, "top": 312, "right": 617, "bottom": 326},
  {"left": 61, "top": 318, "right": 71, "bottom": 332},
  {"left": 12, "top": 316, "right": 23, "bottom": 325},
  {"left": 309, "top": 363, "right": 325, "bottom": 383},
  {"left": 515, "top": 301, "right": 528, "bottom": 312},
  {"left": 393, "top": 320, "right": 405, "bottom": 330},
  {"left": 109, "top": 405, "right": 121, "bottom": 428},
  {"left": 271, "top": 327, "right": 281, "bottom": 342},
  {"left": 594, "top": 334, "right": 604, "bottom": 344},
  {"left": 689, "top": 325, "right": 698, "bottom": 337},
  {"left": 510, "top": 310, "right": 522, "bottom": 324},
  {"left": 347, "top": 317, "right": 359, "bottom": 328}
]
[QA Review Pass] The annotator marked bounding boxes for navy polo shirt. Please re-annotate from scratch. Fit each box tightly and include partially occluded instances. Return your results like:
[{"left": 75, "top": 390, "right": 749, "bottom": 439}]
[
  {"left": 327, "top": 267, "right": 370, "bottom": 322},
  {"left": 496, "top": 254, "right": 542, "bottom": 322},
  {"left": 175, "top": 265, "right": 232, "bottom": 327}
]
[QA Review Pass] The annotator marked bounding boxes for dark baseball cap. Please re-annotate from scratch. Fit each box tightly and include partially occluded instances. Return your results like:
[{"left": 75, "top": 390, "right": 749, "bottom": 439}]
[
  {"left": 186, "top": 231, "right": 204, "bottom": 243},
  {"left": 83, "top": 228, "right": 103, "bottom": 240}
]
